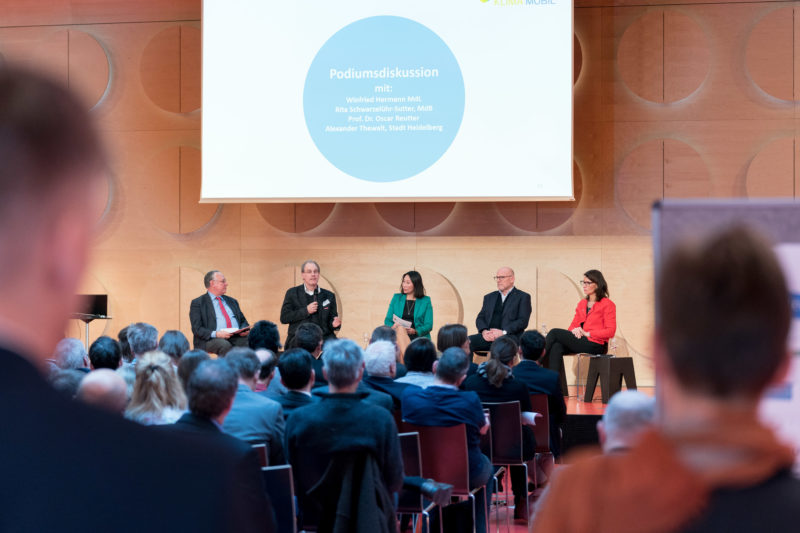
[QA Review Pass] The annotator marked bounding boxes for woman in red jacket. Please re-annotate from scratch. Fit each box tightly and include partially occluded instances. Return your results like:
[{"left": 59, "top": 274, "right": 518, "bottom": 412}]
[{"left": 544, "top": 269, "right": 616, "bottom": 377}]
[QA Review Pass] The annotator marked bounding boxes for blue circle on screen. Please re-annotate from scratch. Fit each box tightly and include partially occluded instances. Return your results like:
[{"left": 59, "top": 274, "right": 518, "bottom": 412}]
[{"left": 304, "top": 16, "right": 465, "bottom": 183}]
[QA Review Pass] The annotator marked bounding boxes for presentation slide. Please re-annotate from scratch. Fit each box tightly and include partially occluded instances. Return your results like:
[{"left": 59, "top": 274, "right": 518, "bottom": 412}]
[{"left": 202, "top": 0, "right": 573, "bottom": 202}]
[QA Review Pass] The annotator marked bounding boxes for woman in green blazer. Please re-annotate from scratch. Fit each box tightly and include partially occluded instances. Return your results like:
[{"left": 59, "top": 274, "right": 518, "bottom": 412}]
[{"left": 384, "top": 270, "right": 433, "bottom": 340}]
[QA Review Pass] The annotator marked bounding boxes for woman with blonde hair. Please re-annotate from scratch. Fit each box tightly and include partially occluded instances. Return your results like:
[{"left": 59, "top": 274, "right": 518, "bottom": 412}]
[{"left": 125, "top": 350, "right": 186, "bottom": 425}]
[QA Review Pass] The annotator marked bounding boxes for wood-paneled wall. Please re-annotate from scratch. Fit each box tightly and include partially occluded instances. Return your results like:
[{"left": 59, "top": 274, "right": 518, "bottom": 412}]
[{"left": 4, "top": 0, "right": 797, "bottom": 386}]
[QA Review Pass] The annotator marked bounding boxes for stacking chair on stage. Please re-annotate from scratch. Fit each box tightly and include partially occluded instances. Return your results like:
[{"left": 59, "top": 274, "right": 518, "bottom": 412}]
[
  {"left": 482, "top": 401, "right": 529, "bottom": 528},
  {"left": 398, "top": 432, "right": 442, "bottom": 533},
  {"left": 262, "top": 465, "right": 297, "bottom": 533},
  {"left": 401, "top": 423, "right": 485, "bottom": 533},
  {"left": 529, "top": 394, "right": 555, "bottom": 486}
]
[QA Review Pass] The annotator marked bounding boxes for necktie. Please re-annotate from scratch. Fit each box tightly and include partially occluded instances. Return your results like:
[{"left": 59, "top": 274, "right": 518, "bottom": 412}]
[{"left": 217, "top": 296, "right": 232, "bottom": 328}]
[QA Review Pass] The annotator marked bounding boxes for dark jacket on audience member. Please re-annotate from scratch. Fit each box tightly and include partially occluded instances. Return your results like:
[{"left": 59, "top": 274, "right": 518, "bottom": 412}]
[
  {"left": 362, "top": 374, "right": 418, "bottom": 412},
  {"left": 512, "top": 359, "right": 567, "bottom": 455},
  {"left": 272, "top": 390, "right": 319, "bottom": 420},
  {"left": 314, "top": 382, "right": 394, "bottom": 412},
  {"left": 0, "top": 346, "right": 269, "bottom": 533}
]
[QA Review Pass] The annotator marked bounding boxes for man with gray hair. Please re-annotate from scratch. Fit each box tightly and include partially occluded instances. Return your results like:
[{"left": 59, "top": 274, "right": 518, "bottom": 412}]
[
  {"left": 53, "top": 337, "right": 90, "bottom": 372},
  {"left": 77, "top": 369, "right": 128, "bottom": 415},
  {"left": 126, "top": 322, "right": 158, "bottom": 364},
  {"left": 222, "top": 347, "right": 285, "bottom": 465},
  {"left": 362, "top": 340, "right": 417, "bottom": 411},
  {"left": 597, "top": 390, "right": 655, "bottom": 454},
  {"left": 189, "top": 270, "right": 250, "bottom": 356},
  {"left": 286, "top": 339, "right": 403, "bottom": 530},
  {"left": 280, "top": 260, "right": 341, "bottom": 348}
]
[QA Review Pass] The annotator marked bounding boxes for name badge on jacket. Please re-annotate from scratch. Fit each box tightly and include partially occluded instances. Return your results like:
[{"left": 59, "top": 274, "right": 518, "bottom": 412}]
[{"left": 322, "top": 299, "right": 330, "bottom": 307}]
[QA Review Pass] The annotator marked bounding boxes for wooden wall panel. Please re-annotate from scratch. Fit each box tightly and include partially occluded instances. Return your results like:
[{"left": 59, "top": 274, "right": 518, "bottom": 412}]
[{"left": 9, "top": 0, "right": 800, "bottom": 387}]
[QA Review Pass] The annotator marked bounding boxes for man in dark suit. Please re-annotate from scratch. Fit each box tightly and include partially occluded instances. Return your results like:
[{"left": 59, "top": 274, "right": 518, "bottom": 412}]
[
  {"left": 0, "top": 66, "right": 267, "bottom": 532},
  {"left": 280, "top": 260, "right": 341, "bottom": 348},
  {"left": 513, "top": 330, "right": 567, "bottom": 456},
  {"left": 469, "top": 266, "right": 532, "bottom": 352},
  {"left": 269, "top": 347, "right": 320, "bottom": 419},
  {"left": 362, "top": 340, "right": 418, "bottom": 412},
  {"left": 172, "top": 359, "right": 275, "bottom": 531},
  {"left": 190, "top": 270, "right": 250, "bottom": 355}
]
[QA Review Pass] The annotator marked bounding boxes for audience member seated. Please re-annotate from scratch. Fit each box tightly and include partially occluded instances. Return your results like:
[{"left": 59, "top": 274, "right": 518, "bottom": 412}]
[
  {"left": 370, "top": 325, "right": 408, "bottom": 378},
  {"left": 286, "top": 339, "right": 403, "bottom": 530},
  {"left": 171, "top": 359, "right": 275, "bottom": 531},
  {"left": 271, "top": 348, "right": 319, "bottom": 419},
  {"left": 115, "top": 364, "right": 136, "bottom": 402},
  {"left": 48, "top": 368, "right": 86, "bottom": 398},
  {"left": 222, "top": 347, "right": 285, "bottom": 465},
  {"left": 542, "top": 269, "right": 616, "bottom": 375},
  {"left": 395, "top": 337, "right": 438, "bottom": 388},
  {"left": 514, "top": 330, "right": 567, "bottom": 456},
  {"left": 597, "top": 390, "right": 655, "bottom": 455},
  {"left": 402, "top": 347, "right": 492, "bottom": 533},
  {"left": 533, "top": 226, "right": 800, "bottom": 533},
  {"left": 118, "top": 326, "right": 133, "bottom": 365},
  {"left": 53, "top": 337, "right": 90, "bottom": 372},
  {"left": 362, "top": 340, "right": 418, "bottom": 411},
  {"left": 77, "top": 369, "right": 128, "bottom": 414},
  {"left": 292, "top": 322, "right": 327, "bottom": 388},
  {"left": 125, "top": 351, "right": 186, "bottom": 425},
  {"left": 248, "top": 320, "right": 282, "bottom": 352},
  {"left": 463, "top": 335, "right": 537, "bottom": 521},
  {"left": 126, "top": 322, "right": 158, "bottom": 366},
  {"left": 178, "top": 349, "right": 210, "bottom": 391},
  {"left": 255, "top": 348, "right": 281, "bottom": 394},
  {"left": 158, "top": 329, "right": 190, "bottom": 365},
  {"left": 437, "top": 323, "right": 478, "bottom": 377},
  {"left": 88, "top": 335, "right": 122, "bottom": 370}
]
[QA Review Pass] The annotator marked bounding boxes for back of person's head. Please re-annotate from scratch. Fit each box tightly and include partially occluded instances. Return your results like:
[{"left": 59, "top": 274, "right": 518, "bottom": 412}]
[
  {"left": 127, "top": 322, "right": 158, "bottom": 357},
  {"left": 437, "top": 324, "right": 469, "bottom": 353},
  {"left": 278, "top": 348, "right": 314, "bottom": 390},
  {"left": 658, "top": 225, "right": 790, "bottom": 399},
  {"left": 485, "top": 336, "right": 518, "bottom": 387},
  {"left": 49, "top": 369, "right": 86, "bottom": 398},
  {"left": 158, "top": 330, "right": 190, "bottom": 362},
  {"left": 115, "top": 364, "right": 136, "bottom": 403},
  {"left": 225, "top": 347, "right": 260, "bottom": 381},
  {"left": 370, "top": 325, "right": 397, "bottom": 345},
  {"left": 364, "top": 340, "right": 396, "bottom": 377},
  {"left": 53, "top": 337, "right": 88, "bottom": 369},
  {"left": 178, "top": 349, "right": 210, "bottom": 391},
  {"left": 436, "top": 347, "right": 470, "bottom": 384},
  {"left": 598, "top": 390, "right": 656, "bottom": 453},
  {"left": 519, "top": 330, "right": 546, "bottom": 361},
  {"left": 404, "top": 338, "right": 437, "bottom": 373},
  {"left": 248, "top": 320, "right": 282, "bottom": 351},
  {"left": 126, "top": 351, "right": 186, "bottom": 421},
  {"left": 118, "top": 326, "right": 133, "bottom": 363},
  {"left": 187, "top": 359, "right": 238, "bottom": 419},
  {"left": 293, "top": 322, "right": 323, "bottom": 352},
  {"left": 88, "top": 335, "right": 121, "bottom": 370},
  {"left": 323, "top": 339, "right": 364, "bottom": 388},
  {"left": 255, "top": 349, "right": 278, "bottom": 381},
  {"left": 77, "top": 369, "right": 128, "bottom": 414}
]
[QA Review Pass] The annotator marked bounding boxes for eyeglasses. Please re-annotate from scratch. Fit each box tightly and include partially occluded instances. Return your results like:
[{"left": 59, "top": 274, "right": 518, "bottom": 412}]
[
  {"left": 579, "top": 280, "right": 595, "bottom": 286},
  {"left": 493, "top": 275, "right": 512, "bottom": 281}
]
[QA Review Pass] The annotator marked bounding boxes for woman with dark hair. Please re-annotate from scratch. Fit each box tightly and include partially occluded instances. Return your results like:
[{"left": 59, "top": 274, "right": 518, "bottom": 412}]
[
  {"left": 463, "top": 335, "right": 537, "bottom": 521},
  {"left": 384, "top": 270, "right": 434, "bottom": 341},
  {"left": 158, "top": 330, "right": 190, "bottom": 364},
  {"left": 543, "top": 269, "right": 617, "bottom": 380},
  {"left": 395, "top": 338, "right": 437, "bottom": 388},
  {"left": 436, "top": 323, "right": 470, "bottom": 355}
]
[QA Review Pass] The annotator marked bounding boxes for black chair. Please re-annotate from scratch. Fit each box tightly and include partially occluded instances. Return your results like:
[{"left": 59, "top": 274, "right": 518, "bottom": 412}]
[
  {"left": 262, "top": 465, "right": 296, "bottom": 533},
  {"left": 398, "top": 432, "right": 442, "bottom": 533},
  {"left": 584, "top": 356, "right": 637, "bottom": 403},
  {"left": 529, "top": 394, "right": 555, "bottom": 486},
  {"left": 482, "top": 401, "right": 529, "bottom": 526}
]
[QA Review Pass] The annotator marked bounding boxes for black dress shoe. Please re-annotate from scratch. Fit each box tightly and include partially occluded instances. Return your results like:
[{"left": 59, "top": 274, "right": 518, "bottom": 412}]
[
  {"left": 420, "top": 479, "right": 454, "bottom": 507},
  {"left": 513, "top": 495, "right": 528, "bottom": 522}
]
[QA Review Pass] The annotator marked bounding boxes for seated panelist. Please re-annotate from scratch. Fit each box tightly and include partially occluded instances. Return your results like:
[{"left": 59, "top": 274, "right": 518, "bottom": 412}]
[
  {"left": 189, "top": 270, "right": 250, "bottom": 356},
  {"left": 468, "top": 267, "right": 532, "bottom": 353},
  {"left": 384, "top": 270, "right": 433, "bottom": 341},
  {"left": 543, "top": 269, "right": 616, "bottom": 375}
]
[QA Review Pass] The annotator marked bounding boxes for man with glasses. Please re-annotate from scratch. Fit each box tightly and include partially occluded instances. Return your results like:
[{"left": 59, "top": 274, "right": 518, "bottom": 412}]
[
  {"left": 190, "top": 270, "right": 250, "bottom": 356},
  {"left": 468, "top": 267, "right": 532, "bottom": 353},
  {"left": 281, "top": 260, "right": 341, "bottom": 348}
]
